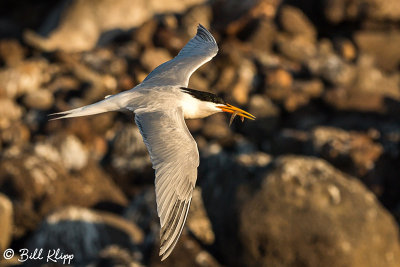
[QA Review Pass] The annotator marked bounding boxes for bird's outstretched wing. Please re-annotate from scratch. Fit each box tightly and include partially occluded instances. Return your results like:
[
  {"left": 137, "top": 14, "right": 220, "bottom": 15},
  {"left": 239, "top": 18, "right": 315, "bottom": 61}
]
[
  {"left": 134, "top": 108, "right": 199, "bottom": 260},
  {"left": 142, "top": 24, "right": 218, "bottom": 87}
]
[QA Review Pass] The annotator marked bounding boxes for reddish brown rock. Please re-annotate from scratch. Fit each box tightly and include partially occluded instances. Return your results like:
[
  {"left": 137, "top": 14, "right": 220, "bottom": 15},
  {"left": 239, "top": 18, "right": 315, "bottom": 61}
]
[{"left": 311, "top": 126, "right": 383, "bottom": 176}]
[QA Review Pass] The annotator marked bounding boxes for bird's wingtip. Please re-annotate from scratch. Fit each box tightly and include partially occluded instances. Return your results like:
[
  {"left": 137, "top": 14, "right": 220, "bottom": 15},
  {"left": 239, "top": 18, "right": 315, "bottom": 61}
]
[
  {"left": 195, "top": 23, "right": 215, "bottom": 43},
  {"left": 159, "top": 252, "right": 168, "bottom": 261}
]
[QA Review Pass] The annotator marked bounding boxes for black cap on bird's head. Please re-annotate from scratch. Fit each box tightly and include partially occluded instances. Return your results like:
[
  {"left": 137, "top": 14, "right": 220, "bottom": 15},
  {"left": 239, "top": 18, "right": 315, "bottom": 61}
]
[
  {"left": 180, "top": 87, "right": 255, "bottom": 123},
  {"left": 180, "top": 87, "right": 225, "bottom": 105}
]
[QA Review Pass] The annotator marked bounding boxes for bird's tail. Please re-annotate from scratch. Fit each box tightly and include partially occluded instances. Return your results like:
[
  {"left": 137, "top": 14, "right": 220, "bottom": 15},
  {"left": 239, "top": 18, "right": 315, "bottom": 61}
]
[{"left": 49, "top": 91, "right": 133, "bottom": 120}]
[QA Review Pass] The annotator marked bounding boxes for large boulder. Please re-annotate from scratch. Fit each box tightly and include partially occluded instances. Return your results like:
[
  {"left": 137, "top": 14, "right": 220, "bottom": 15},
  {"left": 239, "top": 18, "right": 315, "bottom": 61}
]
[
  {"left": 240, "top": 156, "right": 400, "bottom": 267},
  {"left": 201, "top": 153, "right": 400, "bottom": 267}
]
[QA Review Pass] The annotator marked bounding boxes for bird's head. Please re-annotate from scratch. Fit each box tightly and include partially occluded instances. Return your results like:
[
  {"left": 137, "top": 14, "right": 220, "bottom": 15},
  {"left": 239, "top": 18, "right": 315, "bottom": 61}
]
[{"left": 180, "top": 87, "right": 255, "bottom": 124}]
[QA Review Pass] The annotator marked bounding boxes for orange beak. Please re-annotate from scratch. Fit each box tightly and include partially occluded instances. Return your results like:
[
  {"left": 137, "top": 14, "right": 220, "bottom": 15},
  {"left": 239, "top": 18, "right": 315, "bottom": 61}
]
[{"left": 217, "top": 103, "right": 256, "bottom": 121}]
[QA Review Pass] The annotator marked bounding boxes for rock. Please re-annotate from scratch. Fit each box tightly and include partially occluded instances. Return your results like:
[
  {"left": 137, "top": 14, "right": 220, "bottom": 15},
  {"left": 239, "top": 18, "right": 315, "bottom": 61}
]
[
  {"left": 0, "top": 39, "right": 25, "bottom": 66},
  {"left": 23, "top": 89, "right": 54, "bottom": 110},
  {"left": 354, "top": 30, "right": 400, "bottom": 72},
  {"left": 248, "top": 94, "right": 280, "bottom": 119},
  {"left": 59, "top": 135, "right": 89, "bottom": 171},
  {"left": 213, "top": 65, "right": 236, "bottom": 92},
  {"left": 365, "top": 0, "right": 400, "bottom": 21},
  {"left": 294, "top": 79, "right": 324, "bottom": 98},
  {"left": 200, "top": 152, "right": 400, "bottom": 266},
  {"left": 56, "top": 52, "right": 117, "bottom": 101},
  {"left": 334, "top": 38, "right": 357, "bottom": 61},
  {"left": 92, "top": 245, "right": 144, "bottom": 267},
  {"left": 0, "top": 150, "right": 127, "bottom": 238},
  {"left": 354, "top": 55, "right": 400, "bottom": 99},
  {"left": 182, "top": 4, "right": 213, "bottom": 37},
  {"left": 266, "top": 69, "right": 323, "bottom": 111},
  {"left": 276, "top": 34, "right": 317, "bottom": 63},
  {"left": 231, "top": 59, "right": 257, "bottom": 105},
  {"left": 324, "top": 87, "right": 383, "bottom": 113},
  {"left": 199, "top": 149, "right": 271, "bottom": 266},
  {"left": 0, "top": 122, "right": 30, "bottom": 150},
  {"left": 0, "top": 98, "right": 23, "bottom": 129},
  {"left": 235, "top": 151, "right": 272, "bottom": 168},
  {"left": 124, "top": 188, "right": 158, "bottom": 234},
  {"left": 0, "top": 59, "right": 51, "bottom": 99},
  {"left": 140, "top": 48, "right": 172, "bottom": 72},
  {"left": 23, "top": 0, "right": 207, "bottom": 52},
  {"left": 220, "top": 0, "right": 281, "bottom": 33},
  {"left": 324, "top": 0, "right": 400, "bottom": 24},
  {"left": 284, "top": 79, "right": 324, "bottom": 111},
  {"left": 279, "top": 5, "right": 317, "bottom": 40},
  {"left": 272, "top": 128, "right": 310, "bottom": 154},
  {"left": 238, "top": 156, "right": 400, "bottom": 267},
  {"left": 35, "top": 134, "right": 90, "bottom": 171},
  {"left": 82, "top": 48, "right": 128, "bottom": 77},
  {"left": 187, "top": 188, "right": 215, "bottom": 245},
  {"left": 26, "top": 206, "right": 144, "bottom": 266},
  {"left": 0, "top": 193, "right": 13, "bottom": 251},
  {"left": 243, "top": 94, "right": 280, "bottom": 140},
  {"left": 324, "top": 55, "right": 400, "bottom": 113},
  {"left": 311, "top": 126, "right": 383, "bottom": 176},
  {"left": 46, "top": 75, "right": 80, "bottom": 93},
  {"left": 125, "top": 187, "right": 218, "bottom": 265},
  {"left": 241, "top": 18, "right": 277, "bottom": 53},
  {"left": 134, "top": 19, "right": 159, "bottom": 47},
  {"left": 201, "top": 113, "right": 232, "bottom": 141},
  {"left": 307, "top": 39, "right": 357, "bottom": 87},
  {"left": 188, "top": 72, "right": 210, "bottom": 92},
  {"left": 161, "top": 15, "right": 179, "bottom": 30},
  {"left": 108, "top": 125, "right": 152, "bottom": 192},
  {"left": 149, "top": 235, "right": 221, "bottom": 267},
  {"left": 265, "top": 68, "right": 293, "bottom": 90}
]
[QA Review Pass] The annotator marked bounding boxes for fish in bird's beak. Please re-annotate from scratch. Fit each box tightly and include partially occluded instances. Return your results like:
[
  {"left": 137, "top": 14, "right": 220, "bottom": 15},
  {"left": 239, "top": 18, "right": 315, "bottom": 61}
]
[{"left": 217, "top": 104, "right": 256, "bottom": 126}]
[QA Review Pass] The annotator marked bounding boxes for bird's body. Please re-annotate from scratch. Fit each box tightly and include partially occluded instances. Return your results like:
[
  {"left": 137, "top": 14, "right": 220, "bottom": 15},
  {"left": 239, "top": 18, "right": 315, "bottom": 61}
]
[{"left": 51, "top": 25, "right": 255, "bottom": 260}]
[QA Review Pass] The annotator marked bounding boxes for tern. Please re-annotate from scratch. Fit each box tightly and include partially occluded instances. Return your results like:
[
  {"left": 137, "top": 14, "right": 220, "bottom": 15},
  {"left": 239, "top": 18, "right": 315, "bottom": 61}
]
[{"left": 50, "top": 24, "right": 255, "bottom": 260}]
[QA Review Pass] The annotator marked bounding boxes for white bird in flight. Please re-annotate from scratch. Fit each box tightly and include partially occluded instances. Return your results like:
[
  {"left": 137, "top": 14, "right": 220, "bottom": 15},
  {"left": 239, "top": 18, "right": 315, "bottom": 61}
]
[{"left": 51, "top": 24, "right": 255, "bottom": 260}]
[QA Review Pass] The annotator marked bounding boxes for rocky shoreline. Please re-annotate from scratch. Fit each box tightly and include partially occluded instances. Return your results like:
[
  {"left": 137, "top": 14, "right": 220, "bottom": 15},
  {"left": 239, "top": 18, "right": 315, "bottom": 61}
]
[{"left": 0, "top": 0, "right": 400, "bottom": 266}]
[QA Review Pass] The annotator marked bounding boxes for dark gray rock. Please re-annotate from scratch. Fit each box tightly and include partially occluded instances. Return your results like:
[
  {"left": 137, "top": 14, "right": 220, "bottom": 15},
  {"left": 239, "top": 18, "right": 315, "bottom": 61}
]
[
  {"left": 199, "top": 148, "right": 271, "bottom": 266},
  {"left": 26, "top": 206, "right": 144, "bottom": 266}
]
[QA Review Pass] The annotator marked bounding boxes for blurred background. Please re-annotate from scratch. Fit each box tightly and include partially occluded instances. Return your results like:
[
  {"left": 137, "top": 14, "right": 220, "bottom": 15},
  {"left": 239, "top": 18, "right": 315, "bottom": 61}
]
[{"left": 0, "top": 0, "right": 400, "bottom": 266}]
